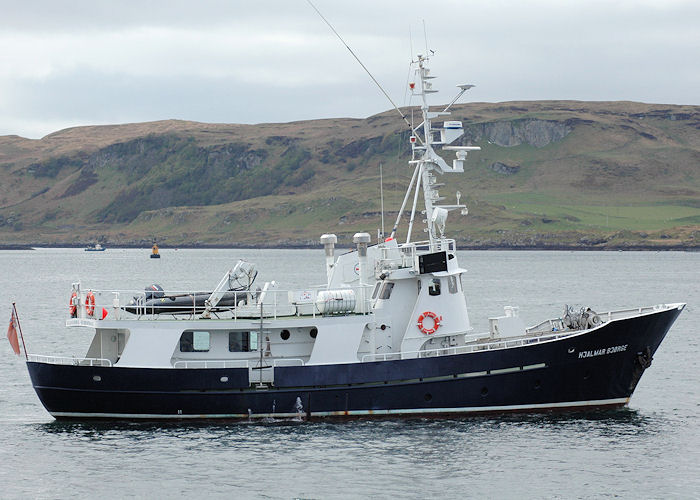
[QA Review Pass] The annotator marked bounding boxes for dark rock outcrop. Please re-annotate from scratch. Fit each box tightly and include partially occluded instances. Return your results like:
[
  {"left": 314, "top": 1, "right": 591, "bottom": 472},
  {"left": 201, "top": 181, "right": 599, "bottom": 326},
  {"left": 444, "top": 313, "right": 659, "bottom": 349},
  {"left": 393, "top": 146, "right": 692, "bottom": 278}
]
[
  {"left": 462, "top": 119, "right": 572, "bottom": 148},
  {"left": 489, "top": 162, "right": 520, "bottom": 175}
]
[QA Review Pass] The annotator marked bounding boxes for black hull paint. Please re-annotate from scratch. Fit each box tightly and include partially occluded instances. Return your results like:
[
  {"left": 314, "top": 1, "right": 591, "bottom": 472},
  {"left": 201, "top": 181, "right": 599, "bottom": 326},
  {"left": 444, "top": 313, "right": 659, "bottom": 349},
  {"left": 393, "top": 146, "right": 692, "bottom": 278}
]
[{"left": 27, "top": 306, "right": 683, "bottom": 420}]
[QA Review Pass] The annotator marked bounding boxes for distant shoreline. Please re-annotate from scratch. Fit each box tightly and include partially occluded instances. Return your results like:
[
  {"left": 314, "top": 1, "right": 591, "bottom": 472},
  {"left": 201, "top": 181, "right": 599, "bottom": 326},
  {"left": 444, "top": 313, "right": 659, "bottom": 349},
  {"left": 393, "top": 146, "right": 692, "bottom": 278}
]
[{"left": 1, "top": 243, "right": 697, "bottom": 252}]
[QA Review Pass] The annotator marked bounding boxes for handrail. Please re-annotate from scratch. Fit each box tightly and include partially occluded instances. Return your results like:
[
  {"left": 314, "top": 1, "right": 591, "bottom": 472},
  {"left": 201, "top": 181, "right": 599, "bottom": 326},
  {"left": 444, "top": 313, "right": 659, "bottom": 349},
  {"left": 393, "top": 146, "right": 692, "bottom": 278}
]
[
  {"left": 361, "top": 331, "right": 575, "bottom": 362},
  {"left": 172, "top": 358, "right": 305, "bottom": 369},
  {"left": 173, "top": 359, "right": 250, "bottom": 369},
  {"left": 524, "top": 303, "right": 677, "bottom": 334},
  {"left": 362, "top": 304, "right": 680, "bottom": 363},
  {"left": 27, "top": 354, "right": 112, "bottom": 367},
  {"left": 379, "top": 238, "right": 457, "bottom": 272},
  {"left": 395, "top": 238, "right": 456, "bottom": 252},
  {"left": 65, "top": 284, "right": 374, "bottom": 322}
]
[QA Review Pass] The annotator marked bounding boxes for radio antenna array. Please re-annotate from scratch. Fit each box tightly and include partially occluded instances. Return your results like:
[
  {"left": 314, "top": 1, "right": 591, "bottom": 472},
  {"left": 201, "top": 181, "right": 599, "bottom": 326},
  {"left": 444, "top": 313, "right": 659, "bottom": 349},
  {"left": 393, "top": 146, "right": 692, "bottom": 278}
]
[{"left": 306, "top": 0, "right": 419, "bottom": 140}]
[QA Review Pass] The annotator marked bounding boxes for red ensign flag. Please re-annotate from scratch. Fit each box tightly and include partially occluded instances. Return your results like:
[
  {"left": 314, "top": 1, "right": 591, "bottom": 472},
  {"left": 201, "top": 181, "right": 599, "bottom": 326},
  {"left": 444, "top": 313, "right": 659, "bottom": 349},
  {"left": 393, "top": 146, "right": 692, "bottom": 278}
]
[{"left": 7, "top": 309, "right": 20, "bottom": 355}]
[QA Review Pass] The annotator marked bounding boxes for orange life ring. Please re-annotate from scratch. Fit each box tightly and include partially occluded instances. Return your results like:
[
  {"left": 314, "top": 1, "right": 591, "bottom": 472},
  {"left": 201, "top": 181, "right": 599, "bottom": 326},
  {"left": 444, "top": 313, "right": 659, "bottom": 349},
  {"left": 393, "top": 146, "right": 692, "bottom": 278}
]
[
  {"left": 417, "top": 311, "right": 442, "bottom": 335},
  {"left": 69, "top": 292, "right": 77, "bottom": 317},
  {"left": 85, "top": 291, "right": 96, "bottom": 316}
]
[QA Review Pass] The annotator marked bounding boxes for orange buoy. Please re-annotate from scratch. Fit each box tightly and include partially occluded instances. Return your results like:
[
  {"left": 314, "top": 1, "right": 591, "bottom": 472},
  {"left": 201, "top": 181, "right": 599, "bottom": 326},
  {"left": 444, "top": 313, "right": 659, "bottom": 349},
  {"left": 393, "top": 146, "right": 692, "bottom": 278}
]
[
  {"left": 85, "top": 291, "right": 96, "bottom": 316},
  {"left": 417, "top": 311, "right": 442, "bottom": 335},
  {"left": 69, "top": 292, "right": 77, "bottom": 317}
]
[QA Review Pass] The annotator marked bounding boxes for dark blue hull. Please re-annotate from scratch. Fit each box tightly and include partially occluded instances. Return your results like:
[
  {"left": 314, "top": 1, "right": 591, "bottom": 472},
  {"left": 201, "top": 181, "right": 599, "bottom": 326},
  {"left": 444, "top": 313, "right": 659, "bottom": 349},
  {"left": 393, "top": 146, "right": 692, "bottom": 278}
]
[{"left": 27, "top": 306, "right": 683, "bottom": 419}]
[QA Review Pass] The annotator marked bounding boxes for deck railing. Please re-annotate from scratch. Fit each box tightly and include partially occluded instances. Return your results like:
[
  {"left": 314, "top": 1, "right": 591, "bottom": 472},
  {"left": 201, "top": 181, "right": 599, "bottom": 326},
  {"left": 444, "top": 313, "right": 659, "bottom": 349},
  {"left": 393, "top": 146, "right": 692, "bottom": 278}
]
[
  {"left": 361, "top": 330, "right": 577, "bottom": 362},
  {"left": 361, "top": 303, "right": 681, "bottom": 363},
  {"left": 377, "top": 239, "right": 457, "bottom": 272},
  {"left": 173, "top": 359, "right": 250, "bottom": 369},
  {"left": 27, "top": 354, "right": 112, "bottom": 367},
  {"left": 171, "top": 358, "right": 306, "bottom": 369},
  {"left": 525, "top": 303, "right": 676, "bottom": 334},
  {"left": 65, "top": 283, "right": 373, "bottom": 323}
]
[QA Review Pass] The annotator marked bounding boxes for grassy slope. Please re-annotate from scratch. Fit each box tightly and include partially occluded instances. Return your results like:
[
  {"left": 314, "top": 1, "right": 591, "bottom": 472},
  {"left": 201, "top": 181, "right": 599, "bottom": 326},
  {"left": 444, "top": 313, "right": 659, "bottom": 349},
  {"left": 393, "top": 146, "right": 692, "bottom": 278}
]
[{"left": 0, "top": 101, "right": 698, "bottom": 248}]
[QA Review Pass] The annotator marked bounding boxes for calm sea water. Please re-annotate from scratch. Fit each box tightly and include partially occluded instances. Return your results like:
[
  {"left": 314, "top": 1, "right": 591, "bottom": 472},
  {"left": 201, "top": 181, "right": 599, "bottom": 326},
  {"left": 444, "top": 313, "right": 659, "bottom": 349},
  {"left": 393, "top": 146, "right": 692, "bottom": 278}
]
[{"left": 0, "top": 248, "right": 698, "bottom": 499}]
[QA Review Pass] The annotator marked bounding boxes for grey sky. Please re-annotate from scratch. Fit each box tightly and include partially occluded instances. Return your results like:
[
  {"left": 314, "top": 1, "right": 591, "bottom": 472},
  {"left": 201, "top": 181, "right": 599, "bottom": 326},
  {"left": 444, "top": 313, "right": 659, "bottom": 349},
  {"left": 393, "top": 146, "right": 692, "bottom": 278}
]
[{"left": 1, "top": 0, "right": 698, "bottom": 139}]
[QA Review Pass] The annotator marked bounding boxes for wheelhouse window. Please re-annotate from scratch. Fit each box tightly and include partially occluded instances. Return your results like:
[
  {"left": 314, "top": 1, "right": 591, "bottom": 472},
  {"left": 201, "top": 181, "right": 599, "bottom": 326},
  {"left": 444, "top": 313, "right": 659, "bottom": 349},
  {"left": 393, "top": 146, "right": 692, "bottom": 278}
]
[
  {"left": 448, "top": 275, "right": 458, "bottom": 294},
  {"left": 229, "top": 331, "right": 258, "bottom": 352},
  {"left": 180, "top": 331, "right": 210, "bottom": 352},
  {"left": 428, "top": 279, "right": 441, "bottom": 296},
  {"left": 379, "top": 282, "right": 395, "bottom": 300},
  {"left": 371, "top": 282, "right": 382, "bottom": 300}
]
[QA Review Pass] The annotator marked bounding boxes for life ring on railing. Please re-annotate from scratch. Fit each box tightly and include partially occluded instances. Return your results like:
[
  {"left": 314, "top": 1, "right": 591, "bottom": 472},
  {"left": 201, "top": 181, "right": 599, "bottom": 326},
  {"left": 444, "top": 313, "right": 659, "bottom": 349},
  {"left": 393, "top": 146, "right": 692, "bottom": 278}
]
[
  {"left": 85, "top": 291, "right": 96, "bottom": 316},
  {"left": 69, "top": 292, "right": 77, "bottom": 317},
  {"left": 417, "top": 311, "right": 442, "bottom": 335}
]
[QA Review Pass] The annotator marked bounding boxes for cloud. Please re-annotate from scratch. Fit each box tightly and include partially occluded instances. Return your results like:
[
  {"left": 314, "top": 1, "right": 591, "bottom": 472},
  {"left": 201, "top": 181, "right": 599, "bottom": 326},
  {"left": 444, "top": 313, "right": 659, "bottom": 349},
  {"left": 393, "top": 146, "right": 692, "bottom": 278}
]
[{"left": 0, "top": 0, "right": 698, "bottom": 138}]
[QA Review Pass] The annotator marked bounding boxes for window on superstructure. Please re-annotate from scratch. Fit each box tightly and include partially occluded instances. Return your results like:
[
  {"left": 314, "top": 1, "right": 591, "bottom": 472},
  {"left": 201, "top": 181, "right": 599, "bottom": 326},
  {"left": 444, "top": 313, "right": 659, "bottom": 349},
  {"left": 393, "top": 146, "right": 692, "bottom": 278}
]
[
  {"left": 379, "top": 282, "right": 395, "bottom": 300},
  {"left": 428, "top": 279, "right": 441, "bottom": 296},
  {"left": 229, "top": 331, "right": 258, "bottom": 352},
  {"left": 180, "top": 331, "right": 210, "bottom": 352},
  {"left": 371, "top": 282, "right": 382, "bottom": 300}
]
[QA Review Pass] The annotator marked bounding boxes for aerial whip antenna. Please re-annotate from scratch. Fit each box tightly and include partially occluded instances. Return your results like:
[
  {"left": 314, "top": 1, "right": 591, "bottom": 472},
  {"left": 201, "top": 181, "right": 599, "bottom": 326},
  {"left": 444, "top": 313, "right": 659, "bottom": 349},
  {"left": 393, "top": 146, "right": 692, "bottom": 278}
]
[
  {"left": 379, "top": 163, "right": 385, "bottom": 240},
  {"left": 306, "top": 0, "right": 420, "bottom": 141}
]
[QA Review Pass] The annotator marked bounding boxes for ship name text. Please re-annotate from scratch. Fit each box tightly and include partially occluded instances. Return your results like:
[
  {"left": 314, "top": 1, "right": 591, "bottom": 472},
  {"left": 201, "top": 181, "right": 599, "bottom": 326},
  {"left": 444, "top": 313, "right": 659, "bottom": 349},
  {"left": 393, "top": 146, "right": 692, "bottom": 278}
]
[{"left": 578, "top": 344, "right": 628, "bottom": 359}]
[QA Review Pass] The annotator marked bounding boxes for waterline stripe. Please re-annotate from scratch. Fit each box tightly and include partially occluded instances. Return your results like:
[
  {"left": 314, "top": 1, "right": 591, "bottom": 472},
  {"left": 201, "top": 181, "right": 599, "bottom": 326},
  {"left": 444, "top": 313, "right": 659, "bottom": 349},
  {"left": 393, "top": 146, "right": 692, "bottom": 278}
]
[
  {"left": 34, "top": 363, "right": 549, "bottom": 394},
  {"left": 50, "top": 397, "right": 630, "bottom": 419}
]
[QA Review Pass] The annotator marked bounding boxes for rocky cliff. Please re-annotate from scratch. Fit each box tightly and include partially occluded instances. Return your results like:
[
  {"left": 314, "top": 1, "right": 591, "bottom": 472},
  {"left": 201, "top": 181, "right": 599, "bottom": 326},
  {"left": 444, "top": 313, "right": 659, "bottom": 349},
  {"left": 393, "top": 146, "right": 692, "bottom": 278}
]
[{"left": 0, "top": 101, "right": 698, "bottom": 249}]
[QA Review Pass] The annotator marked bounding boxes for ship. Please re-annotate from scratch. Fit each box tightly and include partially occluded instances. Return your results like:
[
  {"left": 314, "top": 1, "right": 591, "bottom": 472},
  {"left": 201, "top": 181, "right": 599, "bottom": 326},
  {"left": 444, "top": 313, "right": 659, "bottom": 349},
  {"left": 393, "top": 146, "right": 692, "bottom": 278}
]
[
  {"left": 24, "top": 53, "right": 684, "bottom": 420},
  {"left": 84, "top": 243, "right": 106, "bottom": 252}
]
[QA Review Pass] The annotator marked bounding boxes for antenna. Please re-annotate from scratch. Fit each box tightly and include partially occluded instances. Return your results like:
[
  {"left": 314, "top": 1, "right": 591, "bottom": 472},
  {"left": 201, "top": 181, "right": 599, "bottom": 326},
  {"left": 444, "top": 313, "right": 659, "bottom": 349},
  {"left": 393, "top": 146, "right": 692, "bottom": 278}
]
[
  {"left": 380, "top": 163, "right": 385, "bottom": 239},
  {"left": 422, "top": 20, "right": 429, "bottom": 58},
  {"left": 403, "top": 29, "right": 414, "bottom": 107},
  {"left": 389, "top": 163, "right": 420, "bottom": 240},
  {"left": 307, "top": 0, "right": 423, "bottom": 143}
]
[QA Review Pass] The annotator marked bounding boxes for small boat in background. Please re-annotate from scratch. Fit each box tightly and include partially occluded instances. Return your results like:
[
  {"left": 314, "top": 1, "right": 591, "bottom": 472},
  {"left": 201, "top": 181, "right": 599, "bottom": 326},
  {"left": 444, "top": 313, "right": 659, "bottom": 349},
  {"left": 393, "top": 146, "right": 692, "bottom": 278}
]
[
  {"left": 150, "top": 243, "right": 161, "bottom": 259},
  {"left": 84, "top": 243, "right": 105, "bottom": 252}
]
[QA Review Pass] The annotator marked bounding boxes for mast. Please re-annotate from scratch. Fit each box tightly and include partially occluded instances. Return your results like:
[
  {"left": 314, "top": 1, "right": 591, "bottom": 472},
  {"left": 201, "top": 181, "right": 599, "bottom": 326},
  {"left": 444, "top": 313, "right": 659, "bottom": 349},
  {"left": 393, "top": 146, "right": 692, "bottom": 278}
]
[
  {"left": 403, "top": 53, "right": 480, "bottom": 246},
  {"left": 417, "top": 56, "right": 437, "bottom": 243}
]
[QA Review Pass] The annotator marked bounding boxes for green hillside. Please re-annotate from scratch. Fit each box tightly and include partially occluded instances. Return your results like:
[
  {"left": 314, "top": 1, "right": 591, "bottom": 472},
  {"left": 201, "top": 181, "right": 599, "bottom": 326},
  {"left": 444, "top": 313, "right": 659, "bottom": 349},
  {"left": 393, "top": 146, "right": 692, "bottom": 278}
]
[{"left": 0, "top": 100, "right": 698, "bottom": 249}]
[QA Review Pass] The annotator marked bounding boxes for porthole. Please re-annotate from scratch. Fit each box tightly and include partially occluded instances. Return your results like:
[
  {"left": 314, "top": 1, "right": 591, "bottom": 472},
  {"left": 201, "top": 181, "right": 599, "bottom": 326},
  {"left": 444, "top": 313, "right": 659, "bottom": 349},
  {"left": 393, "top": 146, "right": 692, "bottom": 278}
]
[
  {"left": 280, "top": 329, "right": 291, "bottom": 341},
  {"left": 92, "top": 375, "right": 101, "bottom": 382},
  {"left": 220, "top": 376, "right": 229, "bottom": 383},
  {"left": 380, "top": 324, "right": 387, "bottom": 331},
  {"left": 424, "top": 393, "right": 432, "bottom": 402},
  {"left": 534, "top": 379, "right": 541, "bottom": 390},
  {"left": 481, "top": 386, "right": 488, "bottom": 396},
  {"left": 310, "top": 328, "right": 318, "bottom": 339},
  {"left": 583, "top": 371, "right": 591, "bottom": 381}
]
